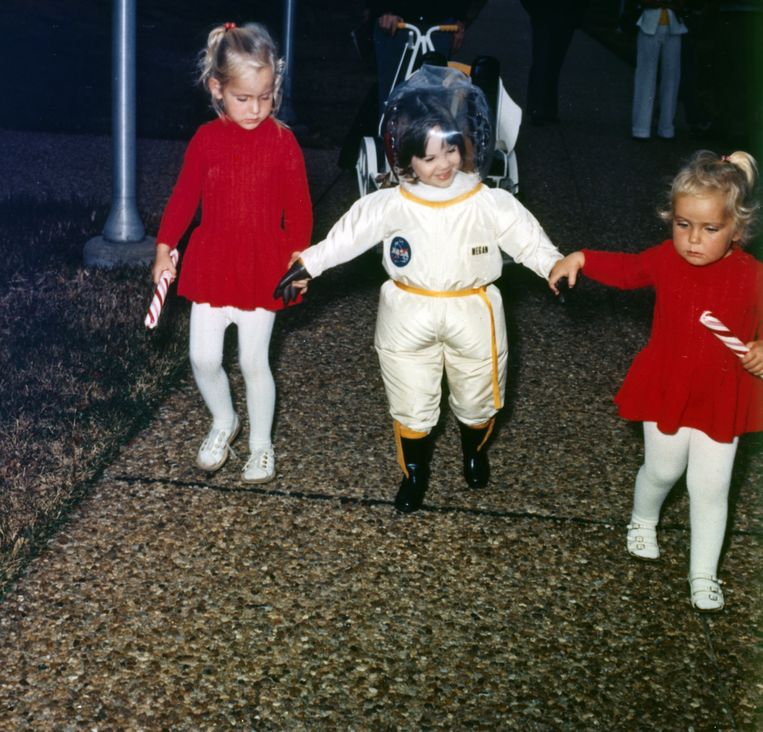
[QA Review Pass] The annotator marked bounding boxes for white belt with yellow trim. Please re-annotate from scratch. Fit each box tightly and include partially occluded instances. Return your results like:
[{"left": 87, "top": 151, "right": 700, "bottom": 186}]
[{"left": 393, "top": 280, "right": 502, "bottom": 409}]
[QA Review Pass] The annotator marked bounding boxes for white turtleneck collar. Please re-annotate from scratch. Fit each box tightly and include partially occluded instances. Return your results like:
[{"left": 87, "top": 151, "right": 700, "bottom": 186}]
[{"left": 400, "top": 171, "right": 482, "bottom": 203}]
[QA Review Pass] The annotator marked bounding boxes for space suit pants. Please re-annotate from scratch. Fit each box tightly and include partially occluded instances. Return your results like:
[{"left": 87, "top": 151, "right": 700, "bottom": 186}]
[{"left": 374, "top": 280, "right": 508, "bottom": 435}]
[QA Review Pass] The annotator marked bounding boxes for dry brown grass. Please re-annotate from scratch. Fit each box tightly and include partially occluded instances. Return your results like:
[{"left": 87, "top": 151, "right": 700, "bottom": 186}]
[{"left": 0, "top": 197, "right": 189, "bottom": 593}]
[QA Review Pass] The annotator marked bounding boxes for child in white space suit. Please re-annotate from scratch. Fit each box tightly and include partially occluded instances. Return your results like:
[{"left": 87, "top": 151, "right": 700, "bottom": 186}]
[{"left": 275, "top": 65, "right": 563, "bottom": 513}]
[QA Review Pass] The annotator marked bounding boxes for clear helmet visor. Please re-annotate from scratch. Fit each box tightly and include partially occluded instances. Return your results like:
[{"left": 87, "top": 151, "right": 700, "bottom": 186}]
[{"left": 382, "top": 64, "right": 495, "bottom": 180}]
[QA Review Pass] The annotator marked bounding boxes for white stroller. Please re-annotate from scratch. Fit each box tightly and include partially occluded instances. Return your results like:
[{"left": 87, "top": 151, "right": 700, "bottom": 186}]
[{"left": 355, "top": 22, "right": 522, "bottom": 197}]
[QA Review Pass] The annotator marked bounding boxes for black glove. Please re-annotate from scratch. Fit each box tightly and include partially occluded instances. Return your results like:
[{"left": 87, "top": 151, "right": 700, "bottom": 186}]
[
  {"left": 273, "top": 261, "right": 312, "bottom": 306},
  {"left": 556, "top": 276, "right": 569, "bottom": 305}
]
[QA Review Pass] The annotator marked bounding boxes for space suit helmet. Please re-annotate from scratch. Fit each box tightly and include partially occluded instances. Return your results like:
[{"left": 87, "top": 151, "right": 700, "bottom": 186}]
[{"left": 382, "top": 64, "right": 495, "bottom": 180}]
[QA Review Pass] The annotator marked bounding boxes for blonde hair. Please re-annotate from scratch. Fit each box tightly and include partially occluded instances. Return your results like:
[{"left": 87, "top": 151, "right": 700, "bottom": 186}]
[
  {"left": 198, "top": 22, "right": 285, "bottom": 118},
  {"left": 660, "top": 150, "right": 760, "bottom": 244}
]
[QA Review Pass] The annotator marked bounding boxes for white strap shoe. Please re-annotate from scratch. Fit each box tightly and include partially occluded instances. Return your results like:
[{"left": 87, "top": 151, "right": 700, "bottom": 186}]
[
  {"left": 689, "top": 573, "right": 725, "bottom": 612},
  {"left": 626, "top": 522, "right": 660, "bottom": 560}
]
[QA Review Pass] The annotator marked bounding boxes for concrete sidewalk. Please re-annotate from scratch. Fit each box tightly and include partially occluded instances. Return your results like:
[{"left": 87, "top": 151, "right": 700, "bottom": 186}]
[{"left": 0, "top": 1, "right": 760, "bottom": 728}]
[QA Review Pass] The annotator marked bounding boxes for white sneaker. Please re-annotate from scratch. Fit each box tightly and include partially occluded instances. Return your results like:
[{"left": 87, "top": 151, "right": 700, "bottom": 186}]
[
  {"left": 689, "top": 573, "right": 725, "bottom": 612},
  {"left": 242, "top": 447, "right": 275, "bottom": 484},
  {"left": 626, "top": 522, "right": 660, "bottom": 560},
  {"left": 195, "top": 415, "right": 240, "bottom": 472}
]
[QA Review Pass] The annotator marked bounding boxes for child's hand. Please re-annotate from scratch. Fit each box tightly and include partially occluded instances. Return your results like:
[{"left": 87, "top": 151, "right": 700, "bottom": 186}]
[
  {"left": 287, "top": 250, "right": 310, "bottom": 293},
  {"left": 152, "top": 244, "right": 177, "bottom": 285},
  {"left": 549, "top": 251, "right": 585, "bottom": 295},
  {"left": 740, "top": 340, "right": 763, "bottom": 378},
  {"left": 274, "top": 260, "right": 313, "bottom": 306}
]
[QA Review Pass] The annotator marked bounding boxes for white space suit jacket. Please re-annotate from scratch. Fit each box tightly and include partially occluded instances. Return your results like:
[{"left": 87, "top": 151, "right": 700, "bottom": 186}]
[{"left": 301, "top": 172, "right": 561, "bottom": 291}]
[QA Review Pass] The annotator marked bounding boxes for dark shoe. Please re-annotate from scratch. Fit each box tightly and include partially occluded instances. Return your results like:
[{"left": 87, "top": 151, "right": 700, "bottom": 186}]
[
  {"left": 394, "top": 463, "right": 430, "bottom": 513},
  {"left": 394, "top": 434, "right": 432, "bottom": 514},
  {"left": 458, "top": 420, "right": 492, "bottom": 489}
]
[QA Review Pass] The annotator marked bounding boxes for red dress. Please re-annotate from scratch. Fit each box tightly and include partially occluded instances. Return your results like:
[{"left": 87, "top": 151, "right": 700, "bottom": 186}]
[
  {"left": 582, "top": 240, "right": 763, "bottom": 443},
  {"left": 157, "top": 117, "right": 313, "bottom": 311}
]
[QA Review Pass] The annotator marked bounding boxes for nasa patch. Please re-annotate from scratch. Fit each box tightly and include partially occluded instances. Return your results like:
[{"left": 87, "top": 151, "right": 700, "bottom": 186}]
[{"left": 389, "top": 236, "right": 412, "bottom": 267}]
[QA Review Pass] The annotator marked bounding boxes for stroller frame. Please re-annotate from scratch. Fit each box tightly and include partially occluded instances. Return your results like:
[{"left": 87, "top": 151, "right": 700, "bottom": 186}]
[{"left": 355, "top": 22, "right": 521, "bottom": 198}]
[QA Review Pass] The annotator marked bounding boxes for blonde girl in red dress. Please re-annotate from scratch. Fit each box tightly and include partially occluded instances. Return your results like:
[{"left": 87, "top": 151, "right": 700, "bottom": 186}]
[
  {"left": 550, "top": 151, "right": 762, "bottom": 612},
  {"left": 151, "top": 22, "right": 312, "bottom": 483}
]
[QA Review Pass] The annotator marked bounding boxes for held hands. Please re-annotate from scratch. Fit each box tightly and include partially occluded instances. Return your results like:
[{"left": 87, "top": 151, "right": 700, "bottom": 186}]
[
  {"left": 740, "top": 340, "right": 763, "bottom": 378},
  {"left": 548, "top": 251, "right": 585, "bottom": 296},
  {"left": 287, "top": 250, "right": 311, "bottom": 295},
  {"left": 273, "top": 253, "right": 312, "bottom": 306},
  {"left": 152, "top": 243, "right": 177, "bottom": 285}
]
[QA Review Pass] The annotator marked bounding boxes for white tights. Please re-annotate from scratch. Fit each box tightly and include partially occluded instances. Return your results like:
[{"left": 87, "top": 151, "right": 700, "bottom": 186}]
[
  {"left": 189, "top": 302, "right": 276, "bottom": 451},
  {"left": 631, "top": 422, "right": 738, "bottom": 576}
]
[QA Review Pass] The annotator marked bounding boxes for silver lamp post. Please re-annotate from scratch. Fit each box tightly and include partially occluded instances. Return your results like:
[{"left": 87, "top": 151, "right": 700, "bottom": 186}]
[
  {"left": 84, "top": 0, "right": 154, "bottom": 267},
  {"left": 280, "top": 0, "right": 298, "bottom": 124}
]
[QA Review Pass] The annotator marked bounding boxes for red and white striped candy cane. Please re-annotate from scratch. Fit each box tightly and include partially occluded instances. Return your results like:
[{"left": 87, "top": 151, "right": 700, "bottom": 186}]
[
  {"left": 699, "top": 310, "right": 763, "bottom": 379},
  {"left": 144, "top": 249, "right": 179, "bottom": 329},
  {"left": 699, "top": 310, "right": 748, "bottom": 356}
]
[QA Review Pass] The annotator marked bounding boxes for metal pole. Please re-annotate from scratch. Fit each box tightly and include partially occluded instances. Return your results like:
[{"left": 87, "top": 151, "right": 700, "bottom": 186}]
[
  {"left": 84, "top": 0, "right": 154, "bottom": 267},
  {"left": 103, "top": 0, "right": 143, "bottom": 242},
  {"left": 280, "top": 0, "right": 297, "bottom": 124}
]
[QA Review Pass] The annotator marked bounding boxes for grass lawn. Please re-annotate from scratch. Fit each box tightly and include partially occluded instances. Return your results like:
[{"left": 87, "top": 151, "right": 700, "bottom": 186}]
[{"left": 0, "top": 198, "right": 190, "bottom": 594}]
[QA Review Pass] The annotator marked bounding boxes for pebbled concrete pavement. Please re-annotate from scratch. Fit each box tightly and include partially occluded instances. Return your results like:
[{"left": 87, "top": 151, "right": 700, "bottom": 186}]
[{"left": 0, "top": 1, "right": 760, "bottom": 728}]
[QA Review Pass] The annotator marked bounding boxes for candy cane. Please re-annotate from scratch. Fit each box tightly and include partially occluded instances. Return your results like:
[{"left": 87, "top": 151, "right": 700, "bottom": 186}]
[
  {"left": 144, "top": 249, "right": 179, "bottom": 329},
  {"left": 699, "top": 310, "right": 749, "bottom": 356},
  {"left": 699, "top": 310, "right": 763, "bottom": 379}
]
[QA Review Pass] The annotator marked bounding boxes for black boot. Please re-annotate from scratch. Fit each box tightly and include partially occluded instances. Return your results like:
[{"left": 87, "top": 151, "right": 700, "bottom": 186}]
[
  {"left": 458, "top": 420, "right": 493, "bottom": 489},
  {"left": 394, "top": 435, "right": 431, "bottom": 514}
]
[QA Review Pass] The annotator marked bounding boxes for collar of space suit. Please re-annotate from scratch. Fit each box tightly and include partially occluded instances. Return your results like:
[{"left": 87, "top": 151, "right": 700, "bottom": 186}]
[{"left": 400, "top": 171, "right": 482, "bottom": 207}]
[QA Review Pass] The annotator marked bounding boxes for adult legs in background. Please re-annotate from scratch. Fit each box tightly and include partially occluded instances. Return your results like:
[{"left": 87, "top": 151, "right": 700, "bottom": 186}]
[
  {"left": 632, "top": 25, "right": 682, "bottom": 139},
  {"left": 632, "top": 28, "right": 662, "bottom": 138},
  {"left": 655, "top": 31, "right": 682, "bottom": 138},
  {"left": 526, "top": 14, "right": 576, "bottom": 124},
  {"left": 374, "top": 26, "right": 408, "bottom": 119}
]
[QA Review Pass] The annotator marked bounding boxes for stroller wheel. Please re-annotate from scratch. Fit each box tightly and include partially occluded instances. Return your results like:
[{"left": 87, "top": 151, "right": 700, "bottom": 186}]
[{"left": 356, "top": 136, "right": 388, "bottom": 197}]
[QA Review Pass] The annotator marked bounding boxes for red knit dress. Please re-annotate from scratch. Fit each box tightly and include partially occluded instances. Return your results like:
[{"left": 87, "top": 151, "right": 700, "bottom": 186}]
[
  {"left": 157, "top": 117, "right": 313, "bottom": 311},
  {"left": 582, "top": 241, "right": 763, "bottom": 443}
]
